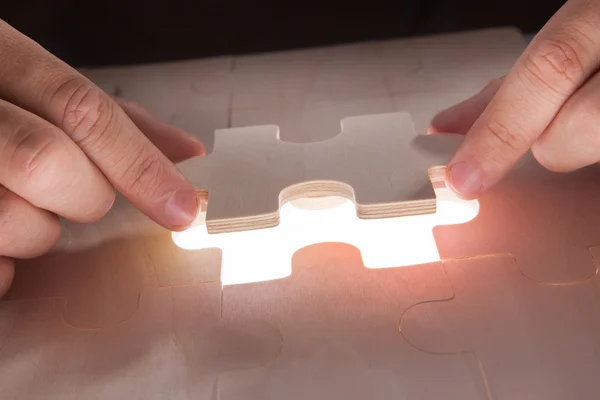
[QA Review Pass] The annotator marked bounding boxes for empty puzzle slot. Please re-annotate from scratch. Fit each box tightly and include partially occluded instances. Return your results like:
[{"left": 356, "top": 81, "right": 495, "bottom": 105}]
[{"left": 172, "top": 186, "right": 478, "bottom": 286}]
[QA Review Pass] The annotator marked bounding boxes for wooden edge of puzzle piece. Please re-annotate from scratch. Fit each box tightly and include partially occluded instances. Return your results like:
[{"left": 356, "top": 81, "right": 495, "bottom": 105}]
[
  {"left": 179, "top": 112, "right": 462, "bottom": 234},
  {"left": 205, "top": 177, "right": 443, "bottom": 234}
]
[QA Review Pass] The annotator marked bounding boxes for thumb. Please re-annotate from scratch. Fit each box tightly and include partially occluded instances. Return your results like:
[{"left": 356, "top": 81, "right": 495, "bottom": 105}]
[{"left": 445, "top": 0, "right": 600, "bottom": 199}]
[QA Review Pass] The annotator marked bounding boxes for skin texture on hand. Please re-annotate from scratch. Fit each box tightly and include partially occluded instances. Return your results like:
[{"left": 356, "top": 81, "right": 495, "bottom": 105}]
[
  {"left": 0, "top": 19, "right": 205, "bottom": 298},
  {"left": 431, "top": 0, "right": 600, "bottom": 199}
]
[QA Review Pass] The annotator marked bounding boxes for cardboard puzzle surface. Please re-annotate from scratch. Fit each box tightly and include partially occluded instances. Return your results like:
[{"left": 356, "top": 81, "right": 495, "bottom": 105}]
[
  {"left": 6, "top": 27, "right": 600, "bottom": 399},
  {"left": 219, "top": 245, "right": 487, "bottom": 400},
  {"left": 402, "top": 252, "right": 600, "bottom": 399}
]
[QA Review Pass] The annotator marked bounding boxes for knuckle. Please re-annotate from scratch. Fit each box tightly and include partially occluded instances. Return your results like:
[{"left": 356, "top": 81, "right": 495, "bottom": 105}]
[
  {"left": 483, "top": 118, "right": 527, "bottom": 152},
  {"left": 7, "top": 124, "right": 66, "bottom": 186},
  {"left": 119, "top": 151, "right": 165, "bottom": 197},
  {"left": 521, "top": 35, "right": 587, "bottom": 97},
  {"left": 55, "top": 79, "right": 119, "bottom": 150}
]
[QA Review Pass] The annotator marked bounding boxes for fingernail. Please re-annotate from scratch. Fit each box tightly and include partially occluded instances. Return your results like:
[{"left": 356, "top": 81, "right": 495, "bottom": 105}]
[
  {"left": 446, "top": 161, "right": 483, "bottom": 197},
  {"left": 165, "top": 189, "right": 199, "bottom": 228}
]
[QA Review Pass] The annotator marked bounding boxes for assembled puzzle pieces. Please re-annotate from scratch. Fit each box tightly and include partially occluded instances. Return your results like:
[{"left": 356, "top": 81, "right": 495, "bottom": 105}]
[
  {"left": 0, "top": 283, "right": 282, "bottom": 399},
  {"left": 78, "top": 283, "right": 281, "bottom": 399},
  {"left": 401, "top": 253, "right": 600, "bottom": 399},
  {"left": 218, "top": 244, "right": 488, "bottom": 399},
  {"left": 176, "top": 112, "right": 464, "bottom": 233},
  {"left": 433, "top": 155, "right": 600, "bottom": 283},
  {"left": 0, "top": 298, "right": 94, "bottom": 399}
]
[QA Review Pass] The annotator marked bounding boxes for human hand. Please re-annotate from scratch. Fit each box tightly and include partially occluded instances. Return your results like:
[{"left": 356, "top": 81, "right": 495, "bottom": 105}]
[
  {"left": 0, "top": 20, "right": 205, "bottom": 297},
  {"left": 429, "top": 0, "right": 600, "bottom": 199}
]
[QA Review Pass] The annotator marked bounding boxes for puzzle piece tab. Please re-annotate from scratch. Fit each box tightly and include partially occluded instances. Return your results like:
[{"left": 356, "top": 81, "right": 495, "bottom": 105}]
[
  {"left": 176, "top": 112, "right": 464, "bottom": 233},
  {"left": 402, "top": 254, "right": 600, "bottom": 399},
  {"left": 218, "top": 244, "right": 488, "bottom": 399}
]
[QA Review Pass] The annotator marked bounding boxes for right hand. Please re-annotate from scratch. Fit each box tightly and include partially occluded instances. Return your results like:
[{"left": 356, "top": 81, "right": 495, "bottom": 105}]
[
  {"left": 0, "top": 20, "right": 206, "bottom": 297},
  {"left": 429, "top": 0, "right": 600, "bottom": 199}
]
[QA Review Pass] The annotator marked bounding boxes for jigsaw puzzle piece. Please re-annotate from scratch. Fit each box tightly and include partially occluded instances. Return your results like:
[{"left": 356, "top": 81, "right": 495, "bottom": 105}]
[
  {"left": 0, "top": 298, "right": 94, "bottom": 399},
  {"left": 218, "top": 244, "right": 488, "bottom": 399},
  {"left": 434, "top": 156, "right": 600, "bottom": 283},
  {"left": 177, "top": 112, "right": 463, "bottom": 233},
  {"left": 230, "top": 29, "right": 524, "bottom": 143},
  {"left": 221, "top": 41, "right": 414, "bottom": 143},
  {"left": 5, "top": 196, "right": 221, "bottom": 328},
  {"left": 402, "top": 255, "right": 600, "bottom": 399},
  {"left": 177, "top": 123, "right": 305, "bottom": 232},
  {"left": 390, "top": 28, "right": 525, "bottom": 134},
  {"left": 78, "top": 283, "right": 281, "bottom": 399}
]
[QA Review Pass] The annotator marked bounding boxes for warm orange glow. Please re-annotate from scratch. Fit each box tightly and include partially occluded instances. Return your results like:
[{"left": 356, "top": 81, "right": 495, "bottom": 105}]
[{"left": 172, "top": 189, "right": 479, "bottom": 285}]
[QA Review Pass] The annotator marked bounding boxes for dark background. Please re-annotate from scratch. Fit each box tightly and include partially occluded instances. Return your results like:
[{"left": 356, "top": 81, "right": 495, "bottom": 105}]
[{"left": 2, "top": 0, "right": 566, "bottom": 67}]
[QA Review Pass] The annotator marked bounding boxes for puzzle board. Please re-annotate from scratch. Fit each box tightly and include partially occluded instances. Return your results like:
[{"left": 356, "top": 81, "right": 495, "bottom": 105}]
[{"left": 5, "top": 27, "right": 599, "bottom": 399}]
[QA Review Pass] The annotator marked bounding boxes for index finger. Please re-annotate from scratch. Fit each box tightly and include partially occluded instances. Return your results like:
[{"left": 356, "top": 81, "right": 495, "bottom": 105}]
[
  {"left": 445, "top": 0, "right": 600, "bottom": 198},
  {"left": 0, "top": 20, "right": 199, "bottom": 230}
]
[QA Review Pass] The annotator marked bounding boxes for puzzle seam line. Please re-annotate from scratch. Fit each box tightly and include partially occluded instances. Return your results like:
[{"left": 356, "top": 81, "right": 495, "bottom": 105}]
[
  {"left": 156, "top": 278, "right": 222, "bottom": 290},
  {"left": 215, "top": 316, "right": 285, "bottom": 396},
  {"left": 0, "top": 296, "right": 97, "bottom": 332},
  {"left": 398, "top": 263, "right": 494, "bottom": 400},
  {"left": 216, "top": 319, "right": 285, "bottom": 380},
  {"left": 441, "top": 251, "right": 599, "bottom": 286},
  {"left": 61, "top": 291, "right": 142, "bottom": 331}
]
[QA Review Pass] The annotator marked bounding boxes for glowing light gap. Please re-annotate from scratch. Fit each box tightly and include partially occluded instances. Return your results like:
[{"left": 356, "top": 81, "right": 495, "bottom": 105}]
[{"left": 173, "top": 189, "right": 479, "bottom": 286}]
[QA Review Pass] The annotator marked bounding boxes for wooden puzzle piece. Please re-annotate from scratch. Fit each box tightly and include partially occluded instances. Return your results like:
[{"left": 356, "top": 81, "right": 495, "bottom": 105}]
[
  {"left": 176, "top": 112, "right": 464, "bottom": 233},
  {"left": 227, "top": 28, "right": 525, "bottom": 142},
  {"left": 433, "top": 154, "right": 600, "bottom": 283},
  {"left": 0, "top": 298, "right": 94, "bottom": 399},
  {"left": 218, "top": 244, "right": 488, "bottom": 399},
  {"left": 401, "top": 254, "right": 600, "bottom": 399},
  {"left": 174, "top": 191, "right": 479, "bottom": 285},
  {"left": 4, "top": 196, "right": 221, "bottom": 329},
  {"left": 78, "top": 282, "right": 281, "bottom": 399}
]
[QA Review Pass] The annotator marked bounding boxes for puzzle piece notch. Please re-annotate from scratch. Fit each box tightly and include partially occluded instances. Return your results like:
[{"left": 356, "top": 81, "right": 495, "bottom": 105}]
[
  {"left": 218, "top": 244, "right": 489, "bottom": 399},
  {"left": 176, "top": 112, "right": 464, "bottom": 233},
  {"left": 401, "top": 255, "right": 600, "bottom": 399}
]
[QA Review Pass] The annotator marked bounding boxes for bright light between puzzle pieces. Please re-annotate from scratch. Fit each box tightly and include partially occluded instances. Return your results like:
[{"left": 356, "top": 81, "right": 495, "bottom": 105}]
[{"left": 172, "top": 189, "right": 479, "bottom": 286}]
